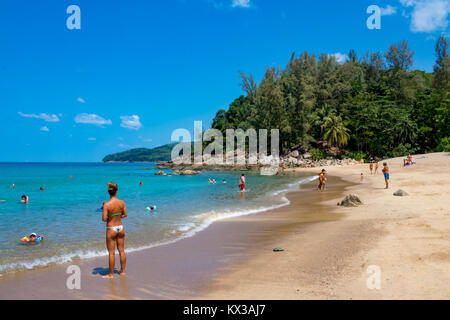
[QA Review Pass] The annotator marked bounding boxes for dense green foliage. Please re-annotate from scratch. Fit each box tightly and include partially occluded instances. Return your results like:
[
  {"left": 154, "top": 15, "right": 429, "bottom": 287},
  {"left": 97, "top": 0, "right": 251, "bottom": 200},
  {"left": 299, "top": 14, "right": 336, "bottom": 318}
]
[
  {"left": 212, "top": 37, "right": 449, "bottom": 158},
  {"left": 102, "top": 144, "right": 179, "bottom": 162}
]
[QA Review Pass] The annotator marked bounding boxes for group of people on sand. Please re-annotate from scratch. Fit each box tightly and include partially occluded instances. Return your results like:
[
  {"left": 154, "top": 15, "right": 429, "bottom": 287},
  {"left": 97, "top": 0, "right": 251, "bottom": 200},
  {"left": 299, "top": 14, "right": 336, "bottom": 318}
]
[
  {"left": 320, "top": 161, "right": 391, "bottom": 191},
  {"left": 362, "top": 161, "right": 390, "bottom": 189}
]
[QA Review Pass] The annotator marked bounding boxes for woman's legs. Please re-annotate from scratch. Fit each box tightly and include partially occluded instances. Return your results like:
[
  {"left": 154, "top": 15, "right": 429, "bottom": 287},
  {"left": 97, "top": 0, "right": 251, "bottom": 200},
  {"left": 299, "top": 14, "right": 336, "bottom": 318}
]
[
  {"left": 116, "top": 230, "right": 126, "bottom": 275},
  {"left": 103, "top": 229, "right": 116, "bottom": 279}
]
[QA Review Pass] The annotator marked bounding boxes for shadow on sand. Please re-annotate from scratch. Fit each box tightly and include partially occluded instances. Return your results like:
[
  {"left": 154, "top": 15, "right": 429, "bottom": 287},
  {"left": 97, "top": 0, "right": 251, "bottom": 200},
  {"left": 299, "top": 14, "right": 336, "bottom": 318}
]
[{"left": 92, "top": 267, "right": 119, "bottom": 276}]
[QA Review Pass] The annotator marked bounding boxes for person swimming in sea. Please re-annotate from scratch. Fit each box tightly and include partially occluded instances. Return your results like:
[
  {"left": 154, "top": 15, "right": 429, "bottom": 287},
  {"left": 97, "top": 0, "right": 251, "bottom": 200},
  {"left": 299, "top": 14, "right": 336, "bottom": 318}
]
[
  {"left": 21, "top": 195, "right": 29, "bottom": 203},
  {"left": 102, "top": 182, "right": 127, "bottom": 279}
]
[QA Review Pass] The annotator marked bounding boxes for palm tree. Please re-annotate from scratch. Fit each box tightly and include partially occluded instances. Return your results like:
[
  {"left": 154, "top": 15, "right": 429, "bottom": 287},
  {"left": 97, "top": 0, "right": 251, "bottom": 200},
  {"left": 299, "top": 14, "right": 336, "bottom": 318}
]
[{"left": 323, "top": 114, "right": 351, "bottom": 147}]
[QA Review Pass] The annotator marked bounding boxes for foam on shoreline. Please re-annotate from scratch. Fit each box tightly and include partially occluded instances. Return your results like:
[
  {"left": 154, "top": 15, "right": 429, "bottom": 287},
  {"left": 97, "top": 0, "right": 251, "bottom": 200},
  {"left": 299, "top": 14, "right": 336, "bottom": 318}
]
[{"left": 0, "top": 175, "right": 317, "bottom": 275}]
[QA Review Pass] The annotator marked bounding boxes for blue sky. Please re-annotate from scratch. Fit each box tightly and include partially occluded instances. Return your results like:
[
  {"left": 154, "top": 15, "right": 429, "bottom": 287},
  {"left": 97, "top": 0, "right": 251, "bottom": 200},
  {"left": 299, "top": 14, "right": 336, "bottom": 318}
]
[{"left": 0, "top": 0, "right": 448, "bottom": 161}]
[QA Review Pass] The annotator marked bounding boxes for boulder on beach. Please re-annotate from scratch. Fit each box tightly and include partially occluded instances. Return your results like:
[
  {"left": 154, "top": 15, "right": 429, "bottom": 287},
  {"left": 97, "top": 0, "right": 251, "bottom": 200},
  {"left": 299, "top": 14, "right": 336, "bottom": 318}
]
[
  {"left": 337, "top": 194, "right": 363, "bottom": 207},
  {"left": 393, "top": 189, "right": 409, "bottom": 197}
]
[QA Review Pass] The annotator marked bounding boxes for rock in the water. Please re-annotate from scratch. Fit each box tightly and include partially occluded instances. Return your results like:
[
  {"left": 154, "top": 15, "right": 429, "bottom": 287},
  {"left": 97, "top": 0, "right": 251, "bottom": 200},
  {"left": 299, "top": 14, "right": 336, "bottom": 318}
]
[
  {"left": 154, "top": 171, "right": 168, "bottom": 176},
  {"left": 393, "top": 189, "right": 409, "bottom": 196},
  {"left": 273, "top": 247, "right": 284, "bottom": 252},
  {"left": 338, "top": 194, "right": 363, "bottom": 207},
  {"left": 172, "top": 169, "right": 201, "bottom": 176}
]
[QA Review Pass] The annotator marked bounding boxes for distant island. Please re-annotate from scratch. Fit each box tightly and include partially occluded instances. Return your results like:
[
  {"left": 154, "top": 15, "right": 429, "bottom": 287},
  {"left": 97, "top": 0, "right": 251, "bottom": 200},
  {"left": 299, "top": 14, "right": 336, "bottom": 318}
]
[{"left": 102, "top": 144, "right": 177, "bottom": 162}]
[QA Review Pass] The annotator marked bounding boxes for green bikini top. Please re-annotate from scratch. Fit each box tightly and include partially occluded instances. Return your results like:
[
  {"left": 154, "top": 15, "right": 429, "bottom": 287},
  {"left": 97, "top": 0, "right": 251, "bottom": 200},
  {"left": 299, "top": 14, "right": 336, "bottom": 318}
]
[{"left": 108, "top": 213, "right": 122, "bottom": 217}]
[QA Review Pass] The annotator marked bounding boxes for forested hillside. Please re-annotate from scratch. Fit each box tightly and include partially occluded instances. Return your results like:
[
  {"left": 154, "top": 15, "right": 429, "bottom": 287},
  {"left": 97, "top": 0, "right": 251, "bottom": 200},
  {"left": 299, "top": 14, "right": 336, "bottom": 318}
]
[{"left": 212, "top": 37, "right": 450, "bottom": 159}]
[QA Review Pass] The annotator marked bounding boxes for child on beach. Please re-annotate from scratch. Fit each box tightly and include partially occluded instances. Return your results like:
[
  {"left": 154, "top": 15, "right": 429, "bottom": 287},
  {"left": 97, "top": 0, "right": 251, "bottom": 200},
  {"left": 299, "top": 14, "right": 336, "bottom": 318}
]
[
  {"left": 382, "top": 162, "right": 390, "bottom": 189},
  {"left": 360, "top": 173, "right": 364, "bottom": 183},
  {"left": 374, "top": 162, "right": 379, "bottom": 174},
  {"left": 369, "top": 162, "right": 374, "bottom": 175}
]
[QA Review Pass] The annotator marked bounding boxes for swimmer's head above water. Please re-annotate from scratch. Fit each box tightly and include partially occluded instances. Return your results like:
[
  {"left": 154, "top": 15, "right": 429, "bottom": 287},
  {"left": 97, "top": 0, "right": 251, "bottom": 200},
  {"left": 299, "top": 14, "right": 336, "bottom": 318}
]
[{"left": 21, "top": 195, "right": 28, "bottom": 203}]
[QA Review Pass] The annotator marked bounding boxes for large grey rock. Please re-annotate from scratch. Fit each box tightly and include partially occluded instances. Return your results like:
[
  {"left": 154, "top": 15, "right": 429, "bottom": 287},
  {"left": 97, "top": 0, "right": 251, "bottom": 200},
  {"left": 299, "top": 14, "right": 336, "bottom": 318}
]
[
  {"left": 155, "top": 171, "right": 168, "bottom": 176},
  {"left": 172, "top": 169, "right": 201, "bottom": 176},
  {"left": 338, "top": 194, "right": 363, "bottom": 207},
  {"left": 393, "top": 189, "right": 409, "bottom": 197}
]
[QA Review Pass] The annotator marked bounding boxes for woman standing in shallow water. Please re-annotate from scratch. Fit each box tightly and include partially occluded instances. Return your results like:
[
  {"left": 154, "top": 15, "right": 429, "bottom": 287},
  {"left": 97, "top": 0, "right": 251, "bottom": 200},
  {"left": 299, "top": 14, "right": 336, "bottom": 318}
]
[{"left": 102, "top": 182, "right": 127, "bottom": 279}]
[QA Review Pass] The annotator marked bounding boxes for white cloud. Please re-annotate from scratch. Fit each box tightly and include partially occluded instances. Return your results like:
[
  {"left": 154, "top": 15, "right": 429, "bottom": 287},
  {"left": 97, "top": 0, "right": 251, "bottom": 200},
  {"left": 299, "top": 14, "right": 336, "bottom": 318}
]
[
  {"left": 329, "top": 53, "right": 348, "bottom": 64},
  {"left": 40, "top": 126, "right": 50, "bottom": 132},
  {"left": 118, "top": 143, "right": 131, "bottom": 149},
  {"left": 77, "top": 97, "right": 85, "bottom": 103},
  {"left": 74, "top": 113, "right": 112, "bottom": 127},
  {"left": 381, "top": 5, "right": 397, "bottom": 16},
  {"left": 88, "top": 137, "right": 96, "bottom": 141},
  {"left": 120, "top": 115, "right": 142, "bottom": 130},
  {"left": 400, "top": 0, "right": 450, "bottom": 32},
  {"left": 232, "top": 0, "right": 251, "bottom": 8},
  {"left": 18, "top": 112, "right": 60, "bottom": 122}
]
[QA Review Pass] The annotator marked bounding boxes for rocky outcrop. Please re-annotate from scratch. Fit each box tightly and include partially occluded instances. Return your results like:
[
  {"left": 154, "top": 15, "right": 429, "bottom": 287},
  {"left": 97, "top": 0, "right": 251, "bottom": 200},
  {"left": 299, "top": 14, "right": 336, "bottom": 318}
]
[
  {"left": 172, "top": 169, "right": 201, "bottom": 176},
  {"left": 154, "top": 147, "right": 363, "bottom": 172},
  {"left": 154, "top": 170, "right": 168, "bottom": 176},
  {"left": 337, "top": 194, "right": 363, "bottom": 207}
]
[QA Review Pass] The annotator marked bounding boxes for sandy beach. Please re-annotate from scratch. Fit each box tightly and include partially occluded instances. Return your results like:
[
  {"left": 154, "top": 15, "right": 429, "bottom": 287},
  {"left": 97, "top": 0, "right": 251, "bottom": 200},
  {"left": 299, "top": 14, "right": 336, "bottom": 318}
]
[
  {"left": 1, "top": 152, "right": 449, "bottom": 300},
  {"left": 200, "top": 152, "right": 450, "bottom": 299}
]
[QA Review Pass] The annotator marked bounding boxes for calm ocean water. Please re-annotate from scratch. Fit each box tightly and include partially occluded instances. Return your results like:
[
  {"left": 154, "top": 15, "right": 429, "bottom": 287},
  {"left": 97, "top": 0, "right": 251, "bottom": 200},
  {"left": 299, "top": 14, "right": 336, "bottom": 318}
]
[{"left": 0, "top": 162, "right": 315, "bottom": 274}]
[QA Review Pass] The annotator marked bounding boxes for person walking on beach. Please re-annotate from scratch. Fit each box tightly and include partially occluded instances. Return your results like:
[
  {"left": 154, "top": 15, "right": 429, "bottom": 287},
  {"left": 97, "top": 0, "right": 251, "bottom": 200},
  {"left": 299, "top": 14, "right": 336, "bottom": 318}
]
[
  {"left": 318, "top": 169, "right": 326, "bottom": 191},
  {"left": 102, "top": 182, "right": 127, "bottom": 279},
  {"left": 382, "top": 162, "right": 390, "bottom": 189},
  {"left": 369, "top": 161, "right": 374, "bottom": 175},
  {"left": 374, "top": 162, "right": 379, "bottom": 174}
]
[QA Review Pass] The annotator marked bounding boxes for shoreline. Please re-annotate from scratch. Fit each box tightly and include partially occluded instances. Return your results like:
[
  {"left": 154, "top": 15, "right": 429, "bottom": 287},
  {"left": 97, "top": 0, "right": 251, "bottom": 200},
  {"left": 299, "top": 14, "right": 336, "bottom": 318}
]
[
  {"left": 0, "top": 172, "right": 348, "bottom": 299},
  {"left": 1, "top": 152, "right": 449, "bottom": 299}
]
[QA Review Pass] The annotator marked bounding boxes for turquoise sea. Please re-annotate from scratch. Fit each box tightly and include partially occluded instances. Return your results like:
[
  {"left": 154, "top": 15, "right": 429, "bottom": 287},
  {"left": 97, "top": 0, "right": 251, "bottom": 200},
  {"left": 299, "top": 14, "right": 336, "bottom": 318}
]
[{"left": 0, "top": 163, "right": 315, "bottom": 274}]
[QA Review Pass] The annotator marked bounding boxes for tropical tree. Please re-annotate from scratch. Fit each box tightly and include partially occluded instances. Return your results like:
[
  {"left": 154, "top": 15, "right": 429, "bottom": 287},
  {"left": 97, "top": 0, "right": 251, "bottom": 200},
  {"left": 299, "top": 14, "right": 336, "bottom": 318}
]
[{"left": 323, "top": 114, "right": 350, "bottom": 147}]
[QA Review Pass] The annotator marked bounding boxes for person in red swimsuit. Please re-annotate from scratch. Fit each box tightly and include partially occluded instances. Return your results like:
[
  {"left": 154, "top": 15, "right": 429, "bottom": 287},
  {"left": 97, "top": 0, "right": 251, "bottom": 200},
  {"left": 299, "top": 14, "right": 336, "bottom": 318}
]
[{"left": 239, "top": 173, "right": 246, "bottom": 191}]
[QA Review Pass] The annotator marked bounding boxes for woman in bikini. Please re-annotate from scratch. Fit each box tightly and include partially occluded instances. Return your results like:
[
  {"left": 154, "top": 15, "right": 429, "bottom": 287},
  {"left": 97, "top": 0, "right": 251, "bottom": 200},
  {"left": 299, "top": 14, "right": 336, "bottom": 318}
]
[{"left": 102, "top": 182, "right": 127, "bottom": 279}]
